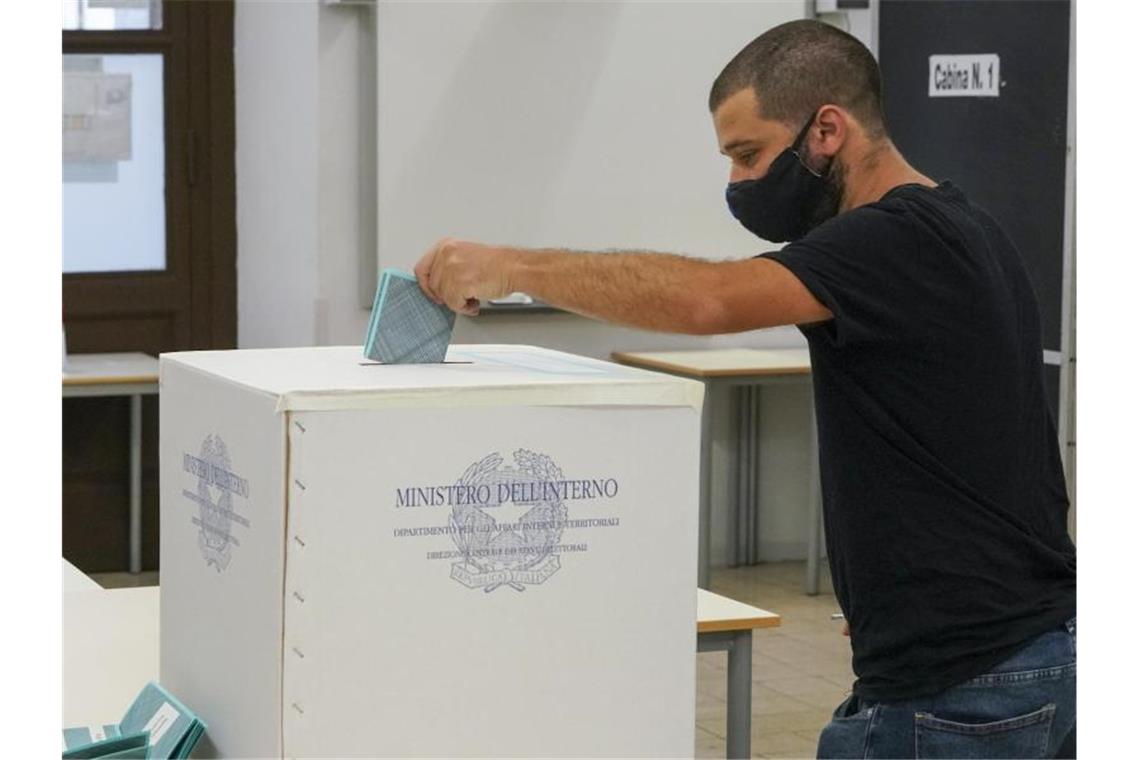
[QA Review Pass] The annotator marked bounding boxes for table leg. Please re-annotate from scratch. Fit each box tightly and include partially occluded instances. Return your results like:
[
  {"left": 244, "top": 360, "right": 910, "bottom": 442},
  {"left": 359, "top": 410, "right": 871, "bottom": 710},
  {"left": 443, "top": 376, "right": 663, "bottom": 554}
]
[
  {"left": 698, "top": 381, "right": 713, "bottom": 589},
  {"left": 130, "top": 394, "right": 142, "bottom": 575},
  {"left": 734, "top": 386, "right": 761, "bottom": 567},
  {"left": 804, "top": 388, "right": 822, "bottom": 595},
  {"left": 725, "top": 630, "right": 753, "bottom": 759}
]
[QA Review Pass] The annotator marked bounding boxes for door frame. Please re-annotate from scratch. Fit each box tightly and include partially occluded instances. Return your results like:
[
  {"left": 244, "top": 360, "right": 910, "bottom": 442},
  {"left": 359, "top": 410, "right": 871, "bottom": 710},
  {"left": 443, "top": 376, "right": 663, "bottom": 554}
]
[{"left": 62, "top": 0, "right": 236, "bottom": 353}]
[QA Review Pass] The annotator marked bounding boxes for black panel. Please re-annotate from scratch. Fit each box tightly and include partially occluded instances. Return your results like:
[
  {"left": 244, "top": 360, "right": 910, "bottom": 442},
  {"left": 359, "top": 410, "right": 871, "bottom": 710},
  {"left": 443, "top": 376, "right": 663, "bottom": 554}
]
[{"left": 878, "top": 0, "right": 1069, "bottom": 350}]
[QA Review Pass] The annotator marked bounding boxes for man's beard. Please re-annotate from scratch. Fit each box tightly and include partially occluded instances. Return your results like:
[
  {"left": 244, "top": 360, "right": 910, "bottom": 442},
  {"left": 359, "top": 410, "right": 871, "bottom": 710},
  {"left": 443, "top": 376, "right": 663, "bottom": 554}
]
[{"left": 805, "top": 157, "right": 845, "bottom": 231}]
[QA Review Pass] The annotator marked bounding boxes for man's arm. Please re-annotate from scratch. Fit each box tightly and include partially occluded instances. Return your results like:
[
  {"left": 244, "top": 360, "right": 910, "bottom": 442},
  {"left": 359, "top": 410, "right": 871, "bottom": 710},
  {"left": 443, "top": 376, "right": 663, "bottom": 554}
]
[{"left": 415, "top": 238, "right": 832, "bottom": 334}]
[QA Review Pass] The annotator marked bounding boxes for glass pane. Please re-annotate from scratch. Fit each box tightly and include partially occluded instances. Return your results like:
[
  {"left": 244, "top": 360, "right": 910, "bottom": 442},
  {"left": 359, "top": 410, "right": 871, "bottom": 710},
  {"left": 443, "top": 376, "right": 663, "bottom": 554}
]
[
  {"left": 63, "top": 54, "right": 166, "bottom": 273},
  {"left": 62, "top": 0, "right": 162, "bottom": 31}
]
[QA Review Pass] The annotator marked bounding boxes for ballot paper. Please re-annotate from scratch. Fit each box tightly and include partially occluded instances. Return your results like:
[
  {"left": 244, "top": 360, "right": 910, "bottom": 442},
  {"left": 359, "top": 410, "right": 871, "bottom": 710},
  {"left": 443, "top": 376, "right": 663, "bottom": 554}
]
[
  {"left": 364, "top": 268, "right": 455, "bottom": 364},
  {"left": 62, "top": 726, "right": 148, "bottom": 759},
  {"left": 63, "top": 682, "right": 204, "bottom": 759},
  {"left": 118, "top": 682, "right": 204, "bottom": 759}
]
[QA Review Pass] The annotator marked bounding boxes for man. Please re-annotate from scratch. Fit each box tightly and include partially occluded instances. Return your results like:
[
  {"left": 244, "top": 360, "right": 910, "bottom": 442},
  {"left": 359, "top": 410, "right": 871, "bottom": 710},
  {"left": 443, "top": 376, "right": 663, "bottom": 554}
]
[{"left": 415, "top": 20, "right": 1076, "bottom": 759}]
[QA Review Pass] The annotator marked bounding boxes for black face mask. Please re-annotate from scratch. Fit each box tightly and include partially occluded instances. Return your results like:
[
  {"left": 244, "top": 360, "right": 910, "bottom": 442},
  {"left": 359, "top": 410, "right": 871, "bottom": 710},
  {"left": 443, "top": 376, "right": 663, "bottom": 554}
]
[{"left": 725, "top": 113, "right": 838, "bottom": 243}]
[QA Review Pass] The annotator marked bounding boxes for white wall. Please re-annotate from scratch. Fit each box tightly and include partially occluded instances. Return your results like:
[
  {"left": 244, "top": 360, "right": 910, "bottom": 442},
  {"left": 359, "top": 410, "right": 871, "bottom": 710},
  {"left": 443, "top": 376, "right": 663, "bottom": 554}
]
[
  {"left": 315, "top": 1, "right": 373, "bottom": 347},
  {"left": 234, "top": 0, "right": 321, "bottom": 348},
  {"left": 374, "top": 2, "right": 804, "bottom": 277},
  {"left": 233, "top": 0, "right": 850, "bottom": 566}
]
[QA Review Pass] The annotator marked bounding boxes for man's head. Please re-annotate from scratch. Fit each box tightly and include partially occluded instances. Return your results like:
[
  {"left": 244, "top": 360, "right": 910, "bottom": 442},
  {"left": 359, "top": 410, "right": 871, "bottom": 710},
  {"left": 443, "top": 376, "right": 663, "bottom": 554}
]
[
  {"left": 710, "top": 20, "right": 888, "bottom": 185},
  {"left": 709, "top": 20, "right": 890, "bottom": 240}
]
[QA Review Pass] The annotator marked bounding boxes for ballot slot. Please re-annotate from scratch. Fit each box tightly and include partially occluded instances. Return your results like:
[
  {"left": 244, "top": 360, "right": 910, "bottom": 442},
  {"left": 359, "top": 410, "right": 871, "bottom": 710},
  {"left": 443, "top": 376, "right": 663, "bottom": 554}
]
[{"left": 357, "top": 361, "right": 474, "bottom": 367}]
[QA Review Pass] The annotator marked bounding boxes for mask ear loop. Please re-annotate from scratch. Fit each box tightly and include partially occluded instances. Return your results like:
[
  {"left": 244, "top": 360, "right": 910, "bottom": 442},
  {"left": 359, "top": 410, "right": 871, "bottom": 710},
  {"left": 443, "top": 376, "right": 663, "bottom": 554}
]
[{"left": 790, "top": 111, "right": 824, "bottom": 178}]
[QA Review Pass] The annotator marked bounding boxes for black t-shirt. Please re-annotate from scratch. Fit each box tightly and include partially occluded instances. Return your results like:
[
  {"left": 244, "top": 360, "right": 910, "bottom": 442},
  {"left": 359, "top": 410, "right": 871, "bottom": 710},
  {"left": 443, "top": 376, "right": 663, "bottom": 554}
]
[{"left": 761, "top": 181, "right": 1076, "bottom": 702}]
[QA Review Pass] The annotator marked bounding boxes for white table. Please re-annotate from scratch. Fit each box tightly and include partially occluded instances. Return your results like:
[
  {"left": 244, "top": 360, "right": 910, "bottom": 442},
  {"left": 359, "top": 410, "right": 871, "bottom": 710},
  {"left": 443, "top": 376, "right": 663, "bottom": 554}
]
[
  {"left": 64, "top": 559, "right": 101, "bottom": 592},
  {"left": 61, "top": 565, "right": 780, "bottom": 759},
  {"left": 613, "top": 349, "right": 825, "bottom": 593},
  {"left": 63, "top": 583, "right": 160, "bottom": 726},
  {"left": 63, "top": 353, "right": 160, "bottom": 574},
  {"left": 697, "top": 588, "right": 781, "bottom": 759}
]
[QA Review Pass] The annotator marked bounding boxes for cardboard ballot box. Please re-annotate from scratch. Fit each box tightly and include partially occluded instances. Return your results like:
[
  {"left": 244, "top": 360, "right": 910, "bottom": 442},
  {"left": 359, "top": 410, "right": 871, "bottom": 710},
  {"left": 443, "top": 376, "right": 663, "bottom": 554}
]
[{"left": 159, "top": 345, "right": 703, "bottom": 758}]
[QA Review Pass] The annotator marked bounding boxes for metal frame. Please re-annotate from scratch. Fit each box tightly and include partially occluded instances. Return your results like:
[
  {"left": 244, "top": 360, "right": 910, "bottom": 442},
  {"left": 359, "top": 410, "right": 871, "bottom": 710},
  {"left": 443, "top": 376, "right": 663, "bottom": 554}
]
[
  {"left": 697, "top": 629, "right": 754, "bottom": 759},
  {"left": 697, "top": 374, "right": 823, "bottom": 593}
]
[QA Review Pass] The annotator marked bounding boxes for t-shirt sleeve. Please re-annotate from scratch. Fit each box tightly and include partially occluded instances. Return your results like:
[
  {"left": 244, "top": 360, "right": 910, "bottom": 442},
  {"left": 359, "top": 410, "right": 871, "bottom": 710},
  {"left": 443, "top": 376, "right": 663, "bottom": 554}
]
[{"left": 759, "top": 205, "right": 921, "bottom": 347}]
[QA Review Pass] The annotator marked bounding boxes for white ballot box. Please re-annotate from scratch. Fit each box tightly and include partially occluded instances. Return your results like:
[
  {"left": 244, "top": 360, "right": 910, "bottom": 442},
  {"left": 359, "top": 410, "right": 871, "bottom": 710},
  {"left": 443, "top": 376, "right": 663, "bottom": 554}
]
[{"left": 159, "top": 345, "right": 703, "bottom": 758}]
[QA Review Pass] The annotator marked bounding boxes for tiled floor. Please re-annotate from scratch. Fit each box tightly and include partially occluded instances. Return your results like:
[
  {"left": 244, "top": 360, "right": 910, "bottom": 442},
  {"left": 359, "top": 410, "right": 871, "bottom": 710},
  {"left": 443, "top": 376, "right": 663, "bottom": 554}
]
[
  {"left": 91, "top": 561, "right": 846, "bottom": 759},
  {"left": 699, "top": 561, "right": 850, "bottom": 759}
]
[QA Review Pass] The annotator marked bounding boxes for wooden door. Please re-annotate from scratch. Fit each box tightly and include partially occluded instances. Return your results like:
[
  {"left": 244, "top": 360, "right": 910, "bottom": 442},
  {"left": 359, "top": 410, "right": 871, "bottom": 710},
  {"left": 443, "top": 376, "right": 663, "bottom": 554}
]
[{"left": 63, "top": 0, "right": 236, "bottom": 573}]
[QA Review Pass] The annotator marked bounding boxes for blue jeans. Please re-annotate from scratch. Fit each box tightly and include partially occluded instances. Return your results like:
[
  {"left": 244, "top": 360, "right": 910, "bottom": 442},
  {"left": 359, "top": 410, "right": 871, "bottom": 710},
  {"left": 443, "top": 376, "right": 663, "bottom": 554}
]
[{"left": 818, "top": 618, "right": 1076, "bottom": 759}]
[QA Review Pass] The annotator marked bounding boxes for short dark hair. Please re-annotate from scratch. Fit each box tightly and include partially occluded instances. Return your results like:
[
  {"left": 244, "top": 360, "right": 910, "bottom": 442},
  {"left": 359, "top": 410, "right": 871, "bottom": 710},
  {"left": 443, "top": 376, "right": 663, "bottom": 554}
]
[{"left": 709, "top": 20, "right": 888, "bottom": 139}]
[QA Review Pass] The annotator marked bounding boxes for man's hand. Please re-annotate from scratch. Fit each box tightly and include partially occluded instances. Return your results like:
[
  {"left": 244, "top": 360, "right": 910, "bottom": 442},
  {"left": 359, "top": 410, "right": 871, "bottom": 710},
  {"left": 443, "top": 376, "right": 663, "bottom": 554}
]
[{"left": 414, "top": 237, "right": 516, "bottom": 316}]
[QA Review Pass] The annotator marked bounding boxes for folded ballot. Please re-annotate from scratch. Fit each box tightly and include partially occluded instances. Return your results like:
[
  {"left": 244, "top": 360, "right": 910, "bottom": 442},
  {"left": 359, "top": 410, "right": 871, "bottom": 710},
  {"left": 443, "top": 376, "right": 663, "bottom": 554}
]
[
  {"left": 63, "top": 682, "right": 205, "bottom": 760},
  {"left": 363, "top": 268, "right": 455, "bottom": 364},
  {"left": 62, "top": 727, "right": 148, "bottom": 759}
]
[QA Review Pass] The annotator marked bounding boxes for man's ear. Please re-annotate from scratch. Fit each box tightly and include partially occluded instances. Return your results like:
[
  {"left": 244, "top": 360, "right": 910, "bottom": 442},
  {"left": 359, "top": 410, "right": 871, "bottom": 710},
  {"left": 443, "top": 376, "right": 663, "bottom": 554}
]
[{"left": 813, "top": 104, "right": 847, "bottom": 157}]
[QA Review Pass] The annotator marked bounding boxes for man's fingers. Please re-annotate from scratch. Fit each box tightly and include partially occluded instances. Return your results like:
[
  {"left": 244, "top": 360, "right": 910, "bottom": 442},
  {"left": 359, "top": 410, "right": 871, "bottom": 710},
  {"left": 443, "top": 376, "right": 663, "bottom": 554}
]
[
  {"left": 842, "top": 621, "right": 850, "bottom": 637},
  {"left": 445, "top": 292, "right": 471, "bottom": 314},
  {"left": 422, "top": 237, "right": 490, "bottom": 315},
  {"left": 427, "top": 239, "right": 450, "bottom": 291},
  {"left": 413, "top": 246, "right": 433, "bottom": 292},
  {"left": 415, "top": 240, "right": 445, "bottom": 304},
  {"left": 429, "top": 245, "right": 453, "bottom": 308}
]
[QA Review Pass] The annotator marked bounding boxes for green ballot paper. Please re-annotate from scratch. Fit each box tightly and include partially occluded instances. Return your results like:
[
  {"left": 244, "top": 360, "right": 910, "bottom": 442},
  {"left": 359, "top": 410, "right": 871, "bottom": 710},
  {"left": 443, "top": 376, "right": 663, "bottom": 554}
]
[
  {"left": 63, "top": 725, "right": 121, "bottom": 749},
  {"left": 62, "top": 728, "right": 148, "bottom": 759},
  {"left": 119, "top": 682, "right": 205, "bottom": 759},
  {"left": 63, "top": 681, "right": 206, "bottom": 760}
]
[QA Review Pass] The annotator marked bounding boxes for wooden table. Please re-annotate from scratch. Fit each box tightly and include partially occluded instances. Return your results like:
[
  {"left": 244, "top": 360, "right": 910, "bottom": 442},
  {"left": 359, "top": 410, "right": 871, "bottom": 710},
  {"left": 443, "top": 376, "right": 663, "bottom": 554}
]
[
  {"left": 612, "top": 349, "right": 824, "bottom": 594},
  {"left": 698, "top": 588, "right": 781, "bottom": 759},
  {"left": 63, "top": 353, "right": 160, "bottom": 574},
  {"left": 61, "top": 564, "right": 780, "bottom": 759}
]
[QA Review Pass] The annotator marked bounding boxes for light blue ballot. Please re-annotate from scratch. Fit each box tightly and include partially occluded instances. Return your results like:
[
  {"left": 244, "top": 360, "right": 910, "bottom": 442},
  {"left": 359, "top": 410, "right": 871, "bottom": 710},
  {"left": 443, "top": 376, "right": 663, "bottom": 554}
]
[
  {"left": 364, "top": 268, "right": 455, "bottom": 364},
  {"left": 61, "top": 728, "right": 148, "bottom": 760},
  {"left": 63, "top": 725, "right": 122, "bottom": 750},
  {"left": 118, "top": 682, "right": 205, "bottom": 760}
]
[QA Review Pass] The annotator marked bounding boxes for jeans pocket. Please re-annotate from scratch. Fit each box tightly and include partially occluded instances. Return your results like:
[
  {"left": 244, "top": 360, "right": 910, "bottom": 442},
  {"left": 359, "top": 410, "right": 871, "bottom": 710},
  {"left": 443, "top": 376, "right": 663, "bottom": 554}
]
[
  {"left": 817, "top": 696, "right": 877, "bottom": 759},
  {"left": 914, "top": 703, "right": 1055, "bottom": 759}
]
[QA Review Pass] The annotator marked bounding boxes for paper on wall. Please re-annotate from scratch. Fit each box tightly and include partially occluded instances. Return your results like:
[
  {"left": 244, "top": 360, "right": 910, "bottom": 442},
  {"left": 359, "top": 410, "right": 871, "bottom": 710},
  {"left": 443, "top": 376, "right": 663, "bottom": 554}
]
[
  {"left": 89, "top": 0, "right": 151, "bottom": 8},
  {"left": 63, "top": 71, "right": 132, "bottom": 162}
]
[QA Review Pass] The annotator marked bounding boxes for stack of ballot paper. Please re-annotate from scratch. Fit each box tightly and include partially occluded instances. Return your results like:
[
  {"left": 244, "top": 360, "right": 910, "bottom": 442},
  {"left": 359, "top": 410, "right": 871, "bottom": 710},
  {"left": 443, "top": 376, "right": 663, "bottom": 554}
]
[
  {"left": 62, "top": 728, "right": 148, "bottom": 760},
  {"left": 363, "top": 268, "right": 456, "bottom": 364},
  {"left": 62, "top": 682, "right": 205, "bottom": 759}
]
